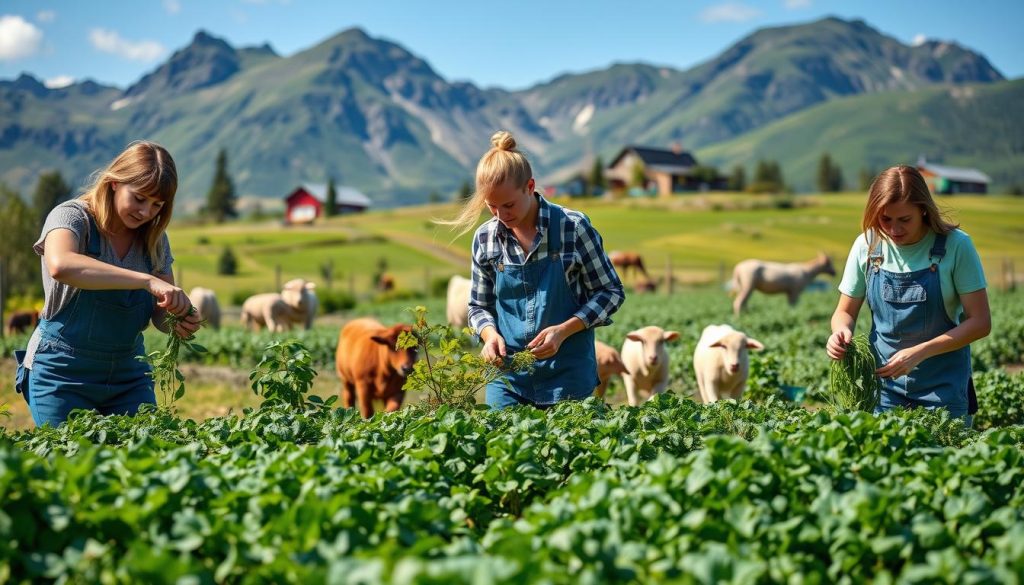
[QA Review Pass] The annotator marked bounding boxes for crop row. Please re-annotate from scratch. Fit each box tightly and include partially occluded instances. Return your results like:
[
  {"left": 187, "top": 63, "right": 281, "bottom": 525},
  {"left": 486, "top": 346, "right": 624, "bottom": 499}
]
[{"left": 4, "top": 395, "right": 1023, "bottom": 583}]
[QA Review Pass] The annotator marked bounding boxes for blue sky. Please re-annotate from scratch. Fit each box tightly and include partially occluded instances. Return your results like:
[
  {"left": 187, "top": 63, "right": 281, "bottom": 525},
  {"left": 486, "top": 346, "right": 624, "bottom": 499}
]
[{"left": 1, "top": 0, "right": 1022, "bottom": 90}]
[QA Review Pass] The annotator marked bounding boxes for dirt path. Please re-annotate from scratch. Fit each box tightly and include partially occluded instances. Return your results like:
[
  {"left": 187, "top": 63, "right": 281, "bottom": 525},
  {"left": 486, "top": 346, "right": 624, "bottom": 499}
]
[{"left": 378, "top": 230, "right": 470, "bottom": 269}]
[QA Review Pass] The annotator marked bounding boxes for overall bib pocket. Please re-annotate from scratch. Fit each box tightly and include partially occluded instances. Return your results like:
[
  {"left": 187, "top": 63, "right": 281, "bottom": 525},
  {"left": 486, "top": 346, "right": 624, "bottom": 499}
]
[{"left": 881, "top": 282, "right": 929, "bottom": 341}]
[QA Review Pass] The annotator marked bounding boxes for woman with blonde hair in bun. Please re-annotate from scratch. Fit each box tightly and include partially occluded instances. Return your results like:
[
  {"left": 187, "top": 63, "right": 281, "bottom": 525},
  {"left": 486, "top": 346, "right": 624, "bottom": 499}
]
[{"left": 444, "top": 130, "right": 625, "bottom": 409}]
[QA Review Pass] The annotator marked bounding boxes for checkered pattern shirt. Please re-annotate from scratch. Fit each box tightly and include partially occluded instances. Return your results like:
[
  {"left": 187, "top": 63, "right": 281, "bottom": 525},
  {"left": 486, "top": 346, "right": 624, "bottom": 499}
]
[{"left": 468, "top": 194, "right": 625, "bottom": 337}]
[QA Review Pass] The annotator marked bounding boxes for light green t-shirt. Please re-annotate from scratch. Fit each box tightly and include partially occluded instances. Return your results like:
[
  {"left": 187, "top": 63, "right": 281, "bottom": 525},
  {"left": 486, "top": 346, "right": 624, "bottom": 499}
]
[{"left": 838, "top": 228, "right": 987, "bottom": 323}]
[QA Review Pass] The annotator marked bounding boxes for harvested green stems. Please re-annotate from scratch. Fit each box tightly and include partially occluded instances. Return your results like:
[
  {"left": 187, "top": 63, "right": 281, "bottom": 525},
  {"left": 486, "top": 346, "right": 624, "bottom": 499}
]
[
  {"left": 141, "top": 308, "right": 208, "bottom": 407},
  {"left": 828, "top": 333, "right": 880, "bottom": 412}
]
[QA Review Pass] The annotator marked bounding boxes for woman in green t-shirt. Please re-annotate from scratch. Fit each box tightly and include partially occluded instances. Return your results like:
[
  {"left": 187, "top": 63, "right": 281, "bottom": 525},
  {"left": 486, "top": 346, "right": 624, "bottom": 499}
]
[{"left": 825, "top": 165, "right": 991, "bottom": 423}]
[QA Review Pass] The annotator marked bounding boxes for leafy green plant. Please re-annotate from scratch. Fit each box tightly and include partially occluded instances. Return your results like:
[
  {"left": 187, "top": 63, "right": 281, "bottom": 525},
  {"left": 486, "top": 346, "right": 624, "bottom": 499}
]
[
  {"left": 398, "top": 306, "right": 536, "bottom": 411},
  {"left": 828, "top": 333, "right": 880, "bottom": 412},
  {"left": 249, "top": 339, "right": 329, "bottom": 411},
  {"left": 140, "top": 309, "right": 208, "bottom": 407}
]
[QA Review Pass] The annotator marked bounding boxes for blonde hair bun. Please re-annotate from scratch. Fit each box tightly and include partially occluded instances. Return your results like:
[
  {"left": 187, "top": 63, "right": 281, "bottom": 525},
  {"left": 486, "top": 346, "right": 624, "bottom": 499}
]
[{"left": 490, "top": 130, "right": 517, "bottom": 151}]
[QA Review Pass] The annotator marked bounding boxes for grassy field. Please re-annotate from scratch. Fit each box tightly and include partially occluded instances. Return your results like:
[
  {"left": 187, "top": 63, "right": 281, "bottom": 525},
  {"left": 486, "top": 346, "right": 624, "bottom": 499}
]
[{"left": 164, "top": 192, "right": 1024, "bottom": 301}]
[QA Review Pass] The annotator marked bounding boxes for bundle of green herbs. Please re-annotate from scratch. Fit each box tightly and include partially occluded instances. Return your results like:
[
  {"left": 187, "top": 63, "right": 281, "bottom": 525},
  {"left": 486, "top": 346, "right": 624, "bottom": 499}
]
[
  {"left": 140, "top": 308, "right": 208, "bottom": 407},
  {"left": 828, "top": 333, "right": 881, "bottom": 412}
]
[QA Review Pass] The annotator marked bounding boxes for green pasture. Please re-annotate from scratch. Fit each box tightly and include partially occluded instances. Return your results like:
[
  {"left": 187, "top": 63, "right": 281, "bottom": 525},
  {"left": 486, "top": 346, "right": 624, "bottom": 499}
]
[{"left": 166, "top": 193, "right": 1024, "bottom": 303}]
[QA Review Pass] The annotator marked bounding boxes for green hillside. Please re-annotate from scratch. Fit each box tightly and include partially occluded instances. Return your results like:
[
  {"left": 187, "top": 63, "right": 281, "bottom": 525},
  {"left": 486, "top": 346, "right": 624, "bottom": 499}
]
[
  {"left": 698, "top": 79, "right": 1024, "bottom": 192},
  {"left": 167, "top": 194, "right": 1024, "bottom": 303}
]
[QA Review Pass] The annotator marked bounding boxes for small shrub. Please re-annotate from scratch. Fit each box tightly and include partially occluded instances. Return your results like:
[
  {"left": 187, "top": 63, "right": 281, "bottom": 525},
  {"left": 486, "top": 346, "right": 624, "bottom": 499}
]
[
  {"left": 230, "top": 289, "right": 256, "bottom": 307},
  {"left": 218, "top": 246, "right": 238, "bottom": 276},
  {"left": 319, "top": 289, "right": 356, "bottom": 314},
  {"left": 398, "top": 306, "right": 535, "bottom": 411},
  {"left": 250, "top": 339, "right": 328, "bottom": 411}
]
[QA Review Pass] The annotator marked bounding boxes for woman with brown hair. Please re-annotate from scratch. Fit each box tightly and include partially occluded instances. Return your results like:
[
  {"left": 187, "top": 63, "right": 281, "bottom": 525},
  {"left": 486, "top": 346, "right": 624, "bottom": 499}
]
[
  {"left": 15, "top": 141, "right": 203, "bottom": 427},
  {"left": 826, "top": 165, "right": 991, "bottom": 424}
]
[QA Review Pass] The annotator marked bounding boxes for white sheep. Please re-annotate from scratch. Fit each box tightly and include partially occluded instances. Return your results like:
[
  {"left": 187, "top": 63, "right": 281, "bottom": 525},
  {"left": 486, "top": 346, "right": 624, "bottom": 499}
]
[
  {"left": 445, "top": 275, "right": 471, "bottom": 331},
  {"left": 730, "top": 252, "right": 835, "bottom": 315},
  {"left": 187, "top": 286, "right": 221, "bottom": 330},
  {"left": 692, "top": 324, "right": 765, "bottom": 404},
  {"left": 240, "top": 278, "right": 317, "bottom": 332},
  {"left": 620, "top": 326, "right": 680, "bottom": 406}
]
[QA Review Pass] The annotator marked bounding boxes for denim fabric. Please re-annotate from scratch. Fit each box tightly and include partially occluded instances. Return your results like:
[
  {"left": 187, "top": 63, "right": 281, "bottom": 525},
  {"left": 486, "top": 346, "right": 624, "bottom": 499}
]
[
  {"left": 26, "top": 212, "right": 156, "bottom": 427},
  {"left": 485, "top": 206, "right": 599, "bottom": 409},
  {"left": 866, "top": 234, "right": 971, "bottom": 418}
]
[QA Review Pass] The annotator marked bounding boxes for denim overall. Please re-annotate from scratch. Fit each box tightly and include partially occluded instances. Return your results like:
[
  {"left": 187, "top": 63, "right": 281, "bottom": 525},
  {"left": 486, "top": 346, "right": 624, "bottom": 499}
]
[
  {"left": 24, "top": 214, "right": 156, "bottom": 427},
  {"left": 866, "top": 234, "right": 971, "bottom": 420},
  {"left": 485, "top": 205, "right": 599, "bottom": 409}
]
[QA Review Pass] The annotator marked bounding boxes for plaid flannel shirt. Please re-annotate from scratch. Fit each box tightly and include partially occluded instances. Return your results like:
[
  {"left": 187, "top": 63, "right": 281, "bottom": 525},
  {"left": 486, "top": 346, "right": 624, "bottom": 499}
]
[{"left": 468, "top": 194, "right": 624, "bottom": 337}]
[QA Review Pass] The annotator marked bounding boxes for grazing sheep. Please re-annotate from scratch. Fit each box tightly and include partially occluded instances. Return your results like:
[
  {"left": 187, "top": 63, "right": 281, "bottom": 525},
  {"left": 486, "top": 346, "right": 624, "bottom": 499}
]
[
  {"left": 335, "top": 318, "right": 418, "bottom": 418},
  {"left": 6, "top": 309, "right": 39, "bottom": 335},
  {"left": 593, "top": 340, "right": 628, "bottom": 400},
  {"left": 620, "top": 325, "right": 680, "bottom": 406},
  {"left": 692, "top": 324, "right": 764, "bottom": 404},
  {"left": 240, "top": 278, "right": 317, "bottom": 332},
  {"left": 608, "top": 250, "right": 650, "bottom": 282},
  {"left": 187, "top": 287, "right": 221, "bottom": 330},
  {"left": 446, "top": 275, "right": 472, "bottom": 331},
  {"left": 731, "top": 252, "right": 835, "bottom": 315}
]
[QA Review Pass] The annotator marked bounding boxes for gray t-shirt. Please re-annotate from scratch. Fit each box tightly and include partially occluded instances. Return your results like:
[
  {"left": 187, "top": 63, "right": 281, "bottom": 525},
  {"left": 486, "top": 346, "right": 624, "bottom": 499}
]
[{"left": 23, "top": 200, "right": 174, "bottom": 368}]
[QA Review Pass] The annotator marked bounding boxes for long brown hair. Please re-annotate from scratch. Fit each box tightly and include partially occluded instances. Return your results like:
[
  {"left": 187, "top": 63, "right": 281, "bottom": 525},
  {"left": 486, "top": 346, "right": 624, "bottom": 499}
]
[
  {"left": 438, "top": 130, "right": 533, "bottom": 237},
  {"left": 862, "top": 165, "right": 958, "bottom": 252},
  {"left": 79, "top": 141, "right": 177, "bottom": 270}
]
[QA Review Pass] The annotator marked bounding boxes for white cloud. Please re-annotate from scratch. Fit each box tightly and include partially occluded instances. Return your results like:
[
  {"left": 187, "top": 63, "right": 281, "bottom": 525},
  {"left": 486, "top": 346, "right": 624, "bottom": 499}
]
[
  {"left": 912, "top": 33, "right": 927, "bottom": 46},
  {"left": 89, "top": 28, "right": 165, "bottom": 61},
  {"left": 784, "top": 0, "right": 811, "bottom": 9},
  {"left": 163, "top": 0, "right": 181, "bottom": 14},
  {"left": 36, "top": 10, "right": 56, "bottom": 23},
  {"left": 700, "top": 3, "right": 762, "bottom": 23},
  {"left": 45, "top": 75, "right": 75, "bottom": 89},
  {"left": 0, "top": 15, "right": 44, "bottom": 60}
]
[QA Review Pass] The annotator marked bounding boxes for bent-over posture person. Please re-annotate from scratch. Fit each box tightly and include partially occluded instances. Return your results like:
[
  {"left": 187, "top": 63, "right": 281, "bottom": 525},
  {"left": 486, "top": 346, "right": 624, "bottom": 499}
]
[
  {"left": 826, "top": 165, "right": 990, "bottom": 425},
  {"left": 442, "top": 130, "right": 625, "bottom": 409},
  {"left": 15, "top": 141, "right": 202, "bottom": 427}
]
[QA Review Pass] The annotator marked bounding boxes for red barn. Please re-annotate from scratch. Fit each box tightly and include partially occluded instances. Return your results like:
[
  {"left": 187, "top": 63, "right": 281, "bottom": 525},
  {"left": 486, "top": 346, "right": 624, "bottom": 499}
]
[{"left": 284, "top": 184, "right": 371, "bottom": 224}]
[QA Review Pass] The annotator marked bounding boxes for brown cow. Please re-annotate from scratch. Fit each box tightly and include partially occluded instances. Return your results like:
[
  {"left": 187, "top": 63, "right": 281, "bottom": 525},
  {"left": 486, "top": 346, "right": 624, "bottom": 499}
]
[
  {"left": 608, "top": 250, "right": 650, "bottom": 282},
  {"left": 377, "top": 274, "right": 396, "bottom": 292},
  {"left": 335, "top": 318, "right": 418, "bottom": 418},
  {"left": 593, "top": 340, "right": 628, "bottom": 400},
  {"left": 6, "top": 310, "right": 39, "bottom": 335}
]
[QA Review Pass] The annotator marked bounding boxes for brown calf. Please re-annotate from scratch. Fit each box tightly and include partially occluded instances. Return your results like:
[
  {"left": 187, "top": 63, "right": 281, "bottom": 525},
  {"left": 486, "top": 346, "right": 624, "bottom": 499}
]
[
  {"left": 335, "top": 318, "right": 418, "bottom": 418},
  {"left": 608, "top": 250, "right": 650, "bottom": 282},
  {"left": 6, "top": 310, "right": 39, "bottom": 335}
]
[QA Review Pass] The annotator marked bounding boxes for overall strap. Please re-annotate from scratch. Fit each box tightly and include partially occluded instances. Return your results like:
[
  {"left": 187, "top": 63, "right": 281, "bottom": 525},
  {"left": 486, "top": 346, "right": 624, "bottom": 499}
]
[
  {"left": 83, "top": 206, "right": 102, "bottom": 258},
  {"left": 928, "top": 233, "right": 947, "bottom": 271},
  {"left": 547, "top": 204, "right": 564, "bottom": 259}
]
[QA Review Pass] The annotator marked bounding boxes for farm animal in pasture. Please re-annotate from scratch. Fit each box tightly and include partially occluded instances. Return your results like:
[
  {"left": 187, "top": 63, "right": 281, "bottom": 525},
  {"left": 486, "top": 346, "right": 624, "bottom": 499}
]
[
  {"left": 6, "top": 310, "right": 39, "bottom": 335},
  {"left": 633, "top": 277, "right": 659, "bottom": 294},
  {"left": 187, "top": 287, "right": 221, "bottom": 330},
  {"left": 377, "top": 274, "right": 395, "bottom": 292},
  {"left": 240, "top": 278, "right": 317, "bottom": 332},
  {"left": 620, "top": 325, "right": 680, "bottom": 406},
  {"left": 730, "top": 252, "right": 835, "bottom": 316},
  {"left": 593, "top": 340, "right": 629, "bottom": 400},
  {"left": 692, "top": 324, "right": 764, "bottom": 404},
  {"left": 335, "top": 318, "right": 418, "bottom": 418},
  {"left": 446, "top": 275, "right": 472, "bottom": 331},
  {"left": 608, "top": 251, "right": 650, "bottom": 282}
]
